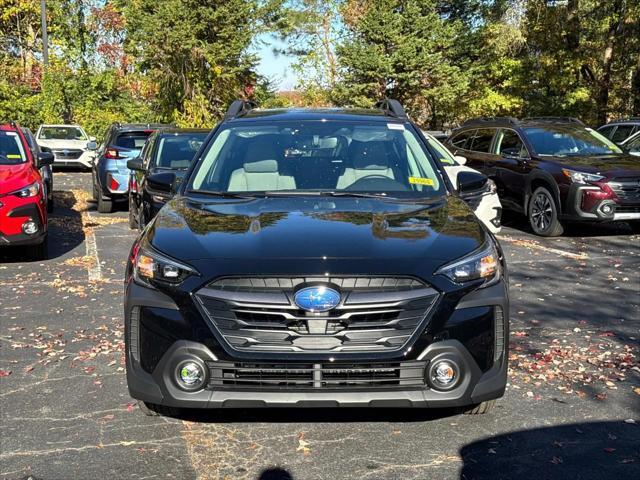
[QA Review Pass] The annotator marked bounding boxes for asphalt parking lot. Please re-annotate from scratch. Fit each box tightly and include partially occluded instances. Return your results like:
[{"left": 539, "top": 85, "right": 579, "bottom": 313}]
[{"left": 1, "top": 172, "right": 639, "bottom": 480}]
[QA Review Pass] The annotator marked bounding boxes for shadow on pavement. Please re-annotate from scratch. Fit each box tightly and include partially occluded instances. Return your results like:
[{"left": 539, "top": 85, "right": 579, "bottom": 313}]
[
  {"left": 0, "top": 190, "right": 84, "bottom": 263},
  {"left": 258, "top": 467, "right": 294, "bottom": 480},
  {"left": 459, "top": 420, "right": 640, "bottom": 480},
  {"left": 179, "top": 406, "right": 462, "bottom": 424}
]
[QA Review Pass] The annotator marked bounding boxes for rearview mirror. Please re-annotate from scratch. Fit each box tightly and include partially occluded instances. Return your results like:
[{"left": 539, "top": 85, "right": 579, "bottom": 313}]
[
  {"left": 454, "top": 155, "right": 467, "bottom": 166},
  {"left": 147, "top": 172, "right": 175, "bottom": 194},
  {"left": 36, "top": 151, "right": 54, "bottom": 168},
  {"left": 127, "top": 158, "right": 145, "bottom": 171},
  {"left": 457, "top": 171, "right": 488, "bottom": 194}
]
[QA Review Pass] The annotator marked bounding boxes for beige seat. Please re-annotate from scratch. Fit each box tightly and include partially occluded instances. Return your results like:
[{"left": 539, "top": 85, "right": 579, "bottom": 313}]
[
  {"left": 228, "top": 159, "right": 296, "bottom": 191},
  {"left": 336, "top": 141, "right": 395, "bottom": 189}
]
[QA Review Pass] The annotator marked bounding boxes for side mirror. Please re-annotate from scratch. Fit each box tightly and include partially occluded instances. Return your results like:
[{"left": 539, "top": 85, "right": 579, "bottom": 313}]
[
  {"left": 40, "top": 146, "right": 52, "bottom": 153},
  {"left": 127, "top": 158, "right": 145, "bottom": 171},
  {"left": 454, "top": 155, "right": 467, "bottom": 165},
  {"left": 458, "top": 171, "right": 488, "bottom": 194},
  {"left": 90, "top": 136, "right": 96, "bottom": 142},
  {"left": 87, "top": 141, "right": 98, "bottom": 151},
  {"left": 147, "top": 172, "right": 175, "bottom": 194},
  {"left": 36, "top": 151, "right": 55, "bottom": 168}
]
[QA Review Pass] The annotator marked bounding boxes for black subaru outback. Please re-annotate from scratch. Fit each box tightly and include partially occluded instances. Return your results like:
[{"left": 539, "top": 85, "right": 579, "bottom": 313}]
[{"left": 124, "top": 100, "right": 509, "bottom": 416}]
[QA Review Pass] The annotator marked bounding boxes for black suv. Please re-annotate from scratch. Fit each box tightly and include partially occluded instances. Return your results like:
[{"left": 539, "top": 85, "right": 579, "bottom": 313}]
[
  {"left": 92, "top": 123, "right": 171, "bottom": 213},
  {"left": 597, "top": 118, "right": 640, "bottom": 144},
  {"left": 445, "top": 117, "right": 640, "bottom": 236},
  {"left": 21, "top": 127, "right": 54, "bottom": 213},
  {"left": 126, "top": 128, "right": 208, "bottom": 230},
  {"left": 124, "top": 100, "right": 509, "bottom": 417}
]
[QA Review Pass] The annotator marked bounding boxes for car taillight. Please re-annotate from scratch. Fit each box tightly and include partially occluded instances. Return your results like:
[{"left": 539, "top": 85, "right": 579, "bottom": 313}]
[
  {"left": 109, "top": 176, "right": 120, "bottom": 191},
  {"left": 105, "top": 148, "right": 120, "bottom": 159}
]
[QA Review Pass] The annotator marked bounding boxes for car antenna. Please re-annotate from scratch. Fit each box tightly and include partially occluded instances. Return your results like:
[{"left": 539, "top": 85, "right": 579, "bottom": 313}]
[
  {"left": 375, "top": 98, "right": 409, "bottom": 120},
  {"left": 224, "top": 100, "right": 258, "bottom": 120}
]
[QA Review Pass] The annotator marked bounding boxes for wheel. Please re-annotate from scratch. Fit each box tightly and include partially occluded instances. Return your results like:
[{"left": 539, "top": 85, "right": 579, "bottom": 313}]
[
  {"left": 138, "top": 207, "right": 147, "bottom": 232},
  {"left": 128, "top": 196, "right": 138, "bottom": 229},
  {"left": 528, "top": 186, "right": 563, "bottom": 236},
  {"left": 92, "top": 176, "right": 99, "bottom": 201},
  {"left": 47, "top": 185, "right": 54, "bottom": 213},
  {"left": 463, "top": 399, "right": 496, "bottom": 415},
  {"left": 137, "top": 400, "right": 181, "bottom": 417},
  {"left": 97, "top": 194, "right": 113, "bottom": 213},
  {"left": 28, "top": 238, "right": 48, "bottom": 261}
]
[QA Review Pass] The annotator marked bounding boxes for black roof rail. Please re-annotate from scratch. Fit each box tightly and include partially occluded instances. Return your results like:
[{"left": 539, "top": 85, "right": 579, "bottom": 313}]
[
  {"left": 462, "top": 116, "right": 519, "bottom": 126},
  {"left": 524, "top": 116, "right": 585, "bottom": 125},
  {"left": 225, "top": 100, "right": 257, "bottom": 120},
  {"left": 608, "top": 117, "right": 640, "bottom": 123},
  {"left": 375, "top": 98, "right": 408, "bottom": 120}
]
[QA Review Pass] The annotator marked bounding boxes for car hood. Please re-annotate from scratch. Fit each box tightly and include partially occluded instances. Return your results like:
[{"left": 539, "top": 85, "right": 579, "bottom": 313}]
[
  {"left": 148, "top": 195, "right": 485, "bottom": 263},
  {"left": 549, "top": 154, "right": 640, "bottom": 177},
  {"left": 37, "top": 139, "right": 89, "bottom": 150},
  {"left": 0, "top": 163, "right": 38, "bottom": 195}
]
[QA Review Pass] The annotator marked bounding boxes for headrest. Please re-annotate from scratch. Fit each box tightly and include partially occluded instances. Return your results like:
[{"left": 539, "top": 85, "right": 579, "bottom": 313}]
[
  {"left": 243, "top": 159, "right": 278, "bottom": 173},
  {"left": 244, "top": 135, "right": 279, "bottom": 163},
  {"left": 352, "top": 141, "right": 390, "bottom": 169}
]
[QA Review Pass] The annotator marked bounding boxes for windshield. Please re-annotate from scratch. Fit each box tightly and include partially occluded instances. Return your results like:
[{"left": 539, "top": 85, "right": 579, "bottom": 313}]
[
  {"left": 422, "top": 132, "right": 456, "bottom": 165},
  {"left": 524, "top": 126, "right": 622, "bottom": 156},
  {"left": 38, "top": 126, "right": 87, "bottom": 141},
  {"left": 0, "top": 131, "right": 27, "bottom": 165},
  {"left": 155, "top": 133, "right": 207, "bottom": 169},
  {"left": 187, "top": 121, "right": 445, "bottom": 198}
]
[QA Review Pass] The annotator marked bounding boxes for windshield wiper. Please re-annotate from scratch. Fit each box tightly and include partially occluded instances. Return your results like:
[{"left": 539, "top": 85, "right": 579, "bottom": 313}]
[
  {"left": 187, "top": 190, "right": 259, "bottom": 199},
  {"left": 262, "top": 190, "right": 395, "bottom": 199}
]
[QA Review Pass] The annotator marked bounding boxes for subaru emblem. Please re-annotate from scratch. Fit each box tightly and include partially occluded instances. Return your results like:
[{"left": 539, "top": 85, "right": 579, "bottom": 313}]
[{"left": 294, "top": 286, "right": 341, "bottom": 312}]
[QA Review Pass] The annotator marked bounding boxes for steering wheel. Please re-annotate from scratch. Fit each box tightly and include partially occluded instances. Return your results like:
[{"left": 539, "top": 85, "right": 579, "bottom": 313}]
[{"left": 345, "top": 175, "right": 409, "bottom": 192}]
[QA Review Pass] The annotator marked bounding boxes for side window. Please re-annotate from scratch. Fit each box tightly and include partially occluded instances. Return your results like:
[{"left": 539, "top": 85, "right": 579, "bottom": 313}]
[
  {"left": 597, "top": 126, "right": 615, "bottom": 139},
  {"left": 469, "top": 129, "right": 496, "bottom": 153},
  {"left": 143, "top": 137, "right": 155, "bottom": 168},
  {"left": 450, "top": 130, "right": 475, "bottom": 150},
  {"left": 495, "top": 130, "right": 528, "bottom": 157},
  {"left": 611, "top": 125, "right": 635, "bottom": 143}
]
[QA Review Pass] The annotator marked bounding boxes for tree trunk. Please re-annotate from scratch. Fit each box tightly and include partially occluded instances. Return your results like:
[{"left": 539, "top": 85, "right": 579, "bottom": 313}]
[
  {"left": 632, "top": 55, "right": 640, "bottom": 116},
  {"left": 596, "top": 1, "right": 623, "bottom": 125}
]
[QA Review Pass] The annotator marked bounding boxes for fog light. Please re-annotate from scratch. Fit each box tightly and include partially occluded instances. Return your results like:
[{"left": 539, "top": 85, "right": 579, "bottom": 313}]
[
  {"left": 601, "top": 204, "right": 613, "bottom": 214},
  {"left": 175, "top": 360, "right": 205, "bottom": 391},
  {"left": 22, "top": 221, "right": 38, "bottom": 235},
  {"left": 428, "top": 359, "right": 460, "bottom": 390}
]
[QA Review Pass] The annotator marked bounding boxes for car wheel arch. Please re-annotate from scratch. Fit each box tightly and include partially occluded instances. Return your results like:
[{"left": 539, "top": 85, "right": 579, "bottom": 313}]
[{"left": 524, "top": 172, "right": 561, "bottom": 215}]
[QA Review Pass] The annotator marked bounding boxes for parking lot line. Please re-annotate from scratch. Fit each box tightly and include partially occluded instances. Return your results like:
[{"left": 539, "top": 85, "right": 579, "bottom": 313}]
[{"left": 498, "top": 235, "right": 589, "bottom": 260}]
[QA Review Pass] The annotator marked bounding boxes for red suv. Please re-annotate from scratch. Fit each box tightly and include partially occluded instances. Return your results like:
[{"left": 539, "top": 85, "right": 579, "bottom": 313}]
[{"left": 0, "top": 123, "right": 54, "bottom": 259}]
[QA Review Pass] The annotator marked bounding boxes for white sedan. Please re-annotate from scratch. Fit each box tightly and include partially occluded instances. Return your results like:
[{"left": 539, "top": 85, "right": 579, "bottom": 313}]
[{"left": 422, "top": 131, "right": 502, "bottom": 233}]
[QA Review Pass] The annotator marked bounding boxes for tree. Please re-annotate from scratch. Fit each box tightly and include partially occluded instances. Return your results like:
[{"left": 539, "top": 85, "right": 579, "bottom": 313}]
[
  {"left": 119, "top": 0, "right": 285, "bottom": 126},
  {"left": 334, "top": 0, "right": 470, "bottom": 128}
]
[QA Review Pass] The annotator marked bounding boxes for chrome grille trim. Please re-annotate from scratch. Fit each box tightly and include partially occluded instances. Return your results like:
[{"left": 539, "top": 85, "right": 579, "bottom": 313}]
[
  {"left": 609, "top": 178, "right": 640, "bottom": 203},
  {"left": 195, "top": 276, "right": 439, "bottom": 354}
]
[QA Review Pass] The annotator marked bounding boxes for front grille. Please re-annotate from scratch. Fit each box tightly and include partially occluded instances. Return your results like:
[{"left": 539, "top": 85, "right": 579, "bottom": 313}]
[
  {"left": 207, "top": 361, "right": 426, "bottom": 390},
  {"left": 609, "top": 178, "right": 640, "bottom": 203},
  {"left": 53, "top": 149, "right": 83, "bottom": 160},
  {"left": 195, "top": 276, "right": 439, "bottom": 353}
]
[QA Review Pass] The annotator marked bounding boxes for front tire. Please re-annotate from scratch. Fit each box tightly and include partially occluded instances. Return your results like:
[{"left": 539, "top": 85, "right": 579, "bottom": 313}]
[
  {"left": 128, "top": 195, "right": 138, "bottom": 230},
  {"left": 28, "top": 238, "right": 48, "bottom": 261},
  {"left": 137, "top": 400, "right": 181, "bottom": 417},
  {"left": 463, "top": 399, "right": 496, "bottom": 415},
  {"left": 528, "top": 186, "right": 563, "bottom": 237}
]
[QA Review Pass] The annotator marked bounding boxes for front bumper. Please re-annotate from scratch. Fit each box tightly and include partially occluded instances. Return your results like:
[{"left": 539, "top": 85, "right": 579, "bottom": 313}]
[
  {"left": 125, "top": 279, "right": 509, "bottom": 409},
  {"left": 53, "top": 151, "right": 94, "bottom": 169},
  {"left": 0, "top": 200, "right": 47, "bottom": 246},
  {"left": 563, "top": 183, "right": 640, "bottom": 222}
]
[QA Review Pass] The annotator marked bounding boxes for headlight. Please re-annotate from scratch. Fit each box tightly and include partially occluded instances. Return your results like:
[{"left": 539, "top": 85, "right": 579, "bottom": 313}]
[
  {"left": 436, "top": 243, "right": 500, "bottom": 286},
  {"left": 11, "top": 182, "right": 40, "bottom": 198},
  {"left": 133, "top": 243, "right": 198, "bottom": 286},
  {"left": 562, "top": 169, "right": 605, "bottom": 184}
]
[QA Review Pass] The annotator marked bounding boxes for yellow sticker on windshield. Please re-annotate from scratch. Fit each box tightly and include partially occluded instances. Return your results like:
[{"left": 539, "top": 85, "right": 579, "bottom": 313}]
[
  {"left": 409, "top": 177, "right": 434, "bottom": 186},
  {"left": 6, "top": 154, "right": 22, "bottom": 159}
]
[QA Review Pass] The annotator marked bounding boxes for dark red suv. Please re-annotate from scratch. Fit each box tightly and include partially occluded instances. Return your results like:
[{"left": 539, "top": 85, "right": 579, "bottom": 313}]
[
  {"left": 445, "top": 117, "right": 640, "bottom": 236},
  {"left": 0, "top": 123, "right": 54, "bottom": 259}
]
